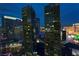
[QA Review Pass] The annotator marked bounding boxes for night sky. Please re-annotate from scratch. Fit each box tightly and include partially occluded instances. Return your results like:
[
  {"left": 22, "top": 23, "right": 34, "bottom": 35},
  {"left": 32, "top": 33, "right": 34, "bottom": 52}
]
[
  {"left": 60, "top": 3, "right": 79, "bottom": 26},
  {"left": 0, "top": 3, "right": 79, "bottom": 27}
]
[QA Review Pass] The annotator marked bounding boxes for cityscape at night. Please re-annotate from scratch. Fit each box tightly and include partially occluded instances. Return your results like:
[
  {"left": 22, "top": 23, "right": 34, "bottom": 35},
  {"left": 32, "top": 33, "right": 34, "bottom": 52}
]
[{"left": 0, "top": 3, "right": 79, "bottom": 56}]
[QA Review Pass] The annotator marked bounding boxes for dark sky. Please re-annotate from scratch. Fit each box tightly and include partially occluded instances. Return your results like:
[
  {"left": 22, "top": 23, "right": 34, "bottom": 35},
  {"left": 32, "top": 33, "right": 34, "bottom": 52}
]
[
  {"left": 60, "top": 3, "right": 79, "bottom": 26},
  {"left": 0, "top": 3, "right": 79, "bottom": 27}
]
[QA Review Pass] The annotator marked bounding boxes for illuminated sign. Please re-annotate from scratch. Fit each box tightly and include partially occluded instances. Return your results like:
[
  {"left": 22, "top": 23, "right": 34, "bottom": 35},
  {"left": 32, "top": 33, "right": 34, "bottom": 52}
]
[
  {"left": 64, "top": 24, "right": 79, "bottom": 44},
  {"left": 64, "top": 25, "right": 79, "bottom": 35}
]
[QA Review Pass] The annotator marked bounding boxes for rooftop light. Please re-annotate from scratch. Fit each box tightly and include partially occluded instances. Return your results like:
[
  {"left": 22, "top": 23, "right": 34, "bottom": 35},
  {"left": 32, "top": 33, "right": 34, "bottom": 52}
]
[{"left": 4, "top": 16, "right": 22, "bottom": 21}]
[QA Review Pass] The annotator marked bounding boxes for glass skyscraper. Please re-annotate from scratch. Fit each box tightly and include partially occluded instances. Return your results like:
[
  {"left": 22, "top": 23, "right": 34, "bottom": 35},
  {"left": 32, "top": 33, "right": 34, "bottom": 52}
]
[{"left": 44, "top": 3, "right": 62, "bottom": 56}]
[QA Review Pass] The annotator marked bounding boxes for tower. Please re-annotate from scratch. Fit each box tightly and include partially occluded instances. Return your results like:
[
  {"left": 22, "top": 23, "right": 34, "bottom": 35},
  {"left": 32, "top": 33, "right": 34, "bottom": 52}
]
[
  {"left": 22, "top": 6, "right": 36, "bottom": 55},
  {"left": 44, "top": 3, "right": 61, "bottom": 56}
]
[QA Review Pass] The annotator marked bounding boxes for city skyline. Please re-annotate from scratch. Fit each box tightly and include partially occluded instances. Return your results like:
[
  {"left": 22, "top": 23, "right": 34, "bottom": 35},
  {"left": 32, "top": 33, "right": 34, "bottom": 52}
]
[
  {"left": 0, "top": 3, "right": 78, "bottom": 56},
  {"left": 0, "top": 3, "right": 79, "bottom": 26}
]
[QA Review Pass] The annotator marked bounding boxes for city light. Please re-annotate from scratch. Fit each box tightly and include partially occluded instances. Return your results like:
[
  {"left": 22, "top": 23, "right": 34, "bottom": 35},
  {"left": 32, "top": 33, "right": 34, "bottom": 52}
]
[
  {"left": 36, "top": 39, "right": 40, "bottom": 43},
  {"left": 0, "top": 3, "right": 79, "bottom": 56},
  {"left": 4, "top": 16, "right": 16, "bottom": 20},
  {"left": 4, "top": 16, "right": 22, "bottom": 21},
  {"left": 67, "top": 35, "right": 72, "bottom": 39},
  {"left": 45, "top": 12, "right": 49, "bottom": 15},
  {"left": 74, "top": 34, "right": 79, "bottom": 40}
]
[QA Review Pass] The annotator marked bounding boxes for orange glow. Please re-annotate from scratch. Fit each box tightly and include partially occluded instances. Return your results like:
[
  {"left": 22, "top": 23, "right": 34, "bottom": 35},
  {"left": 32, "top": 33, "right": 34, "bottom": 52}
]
[{"left": 64, "top": 25, "right": 79, "bottom": 35}]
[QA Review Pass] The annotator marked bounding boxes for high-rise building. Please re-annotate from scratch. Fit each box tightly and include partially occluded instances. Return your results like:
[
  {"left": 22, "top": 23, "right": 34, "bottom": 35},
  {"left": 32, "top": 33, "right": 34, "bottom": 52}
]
[
  {"left": 22, "top": 6, "right": 36, "bottom": 55},
  {"left": 32, "top": 18, "right": 40, "bottom": 53},
  {"left": 2, "top": 16, "right": 22, "bottom": 43},
  {"left": 34, "top": 18, "right": 40, "bottom": 35},
  {"left": 44, "top": 3, "right": 61, "bottom": 56},
  {"left": 1, "top": 16, "right": 22, "bottom": 54},
  {"left": 36, "top": 27, "right": 45, "bottom": 56}
]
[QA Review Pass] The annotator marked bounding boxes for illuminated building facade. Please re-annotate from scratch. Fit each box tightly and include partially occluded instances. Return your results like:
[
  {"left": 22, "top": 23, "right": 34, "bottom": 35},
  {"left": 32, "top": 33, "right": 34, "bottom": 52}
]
[
  {"left": 2, "top": 16, "right": 22, "bottom": 42},
  {"left": 64, "top": 23, "right": 79, "bottom": 44},
  {"left": 1, "top": 16, "right": 23, "bottom": 54},
  {"left": 64, "top": 23, "right": 79, "bottom": 35},
  {"left": 22, "top": 6, "right": 37, "bottom": 55},
  {"left": 44, "top": 3, "right": 61, "bottom": 56}
]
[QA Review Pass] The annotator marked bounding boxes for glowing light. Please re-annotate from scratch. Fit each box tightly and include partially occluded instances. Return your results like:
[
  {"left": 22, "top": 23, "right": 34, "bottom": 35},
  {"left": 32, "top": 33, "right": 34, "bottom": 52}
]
[
  {"left": 36, "top": 39, "right": 40, "bottom": 43},
  {"left": 4, "top": 16, "right": 22, "bottom": 21},
  {"left": 71, "top": 35, "right": 74, "bottom": 38},
  {"left": 67, "top": 35, "right": 71, "bottom": 39},
  {"left": 74, "top": 35, "right": 79, "bottom": 40},
  {"left": 45, "top": 12, "right": 49, "bottom": 15},
  {"left": 28, "top": 29, "right": 30, "bottom": 31},
  {"left": 4, "top": 16, "right": 16, "bottom": 20},
  {"left": 28, "top": 26, "right": 30, "bottom": 27}
]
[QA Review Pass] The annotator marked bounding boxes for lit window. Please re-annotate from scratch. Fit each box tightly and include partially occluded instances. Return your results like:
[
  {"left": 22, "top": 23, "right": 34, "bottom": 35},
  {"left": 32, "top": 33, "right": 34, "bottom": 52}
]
[
  {"left": 14, "top": 43, "right": 17, "bottom": 46},
  {"left": 33, "top": 52, "right": 37, "bottom": 55},
  {"left": 28, "top": 29, "right": 30, "bottom": 31},
  {"left": 47, "top": 28, "right": 50, "bottom": 32},
  {"left": 28, "top": 26, "right": 30, "bottom": 27},
  {"left": 51, "top": 25, "right": 54, "bottom": 27},
  {"left": 45, "top": 28, "right": 47, "bottom": 31},
  {"left": 45, "top": 12, "right": 49, "bottom": 15}
]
